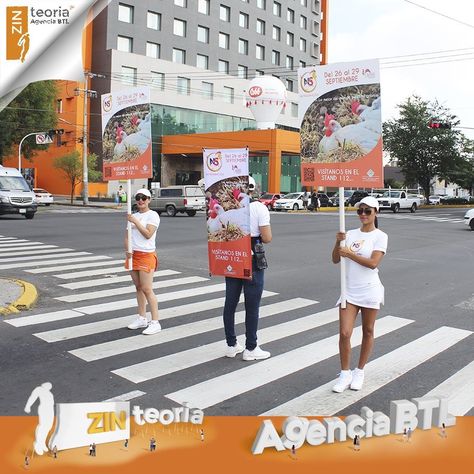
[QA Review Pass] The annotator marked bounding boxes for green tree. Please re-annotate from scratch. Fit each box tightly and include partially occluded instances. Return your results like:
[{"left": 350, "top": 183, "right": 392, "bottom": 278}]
[
  {"left": 383, "top": 96, "right": 465, "bottom": 203},
  {"left": 0, "top": 81, "right": 58, "bottom": 163},
  {"left": 447, "top": 137, "right": 474, "bottom": 195},
  {"left": 54, "top": 151, "right": 102, "bottom": 204}
]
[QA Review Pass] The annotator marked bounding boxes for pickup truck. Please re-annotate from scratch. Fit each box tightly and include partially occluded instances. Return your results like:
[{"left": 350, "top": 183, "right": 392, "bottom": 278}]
[
  {"left": 133, "top": 185, "right": 205, "bottom": 216},
  {"left": 377, "top": 191, "right": 421, "bottom": 213}
]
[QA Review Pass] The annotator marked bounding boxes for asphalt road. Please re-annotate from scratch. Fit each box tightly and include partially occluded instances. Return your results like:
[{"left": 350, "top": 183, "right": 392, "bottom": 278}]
[{"left": 0, "top": 205, "right": 473, "bottom": 417}]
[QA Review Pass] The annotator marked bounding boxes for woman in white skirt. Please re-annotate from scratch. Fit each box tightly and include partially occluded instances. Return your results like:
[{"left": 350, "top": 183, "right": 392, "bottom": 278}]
[{"left": 331, "top": 196, "right": 388, "bottom": 392}]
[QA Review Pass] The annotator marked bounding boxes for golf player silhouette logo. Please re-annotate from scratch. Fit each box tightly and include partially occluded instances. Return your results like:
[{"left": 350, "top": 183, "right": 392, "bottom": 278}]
[{"left": 24, "top": 382, "right": 55, "bottom": 455}]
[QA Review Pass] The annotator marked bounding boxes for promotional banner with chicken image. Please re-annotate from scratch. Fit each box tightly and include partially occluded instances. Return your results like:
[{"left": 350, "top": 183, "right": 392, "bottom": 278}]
[
  {"left": 101, "top": 87, "right": 152, "bottom": 181},
  {"left": 203, "top": 148, "right": 252, "bottom": 280},
  {"left": 299, "top": 60, "right": 383, "bottom": 187}
]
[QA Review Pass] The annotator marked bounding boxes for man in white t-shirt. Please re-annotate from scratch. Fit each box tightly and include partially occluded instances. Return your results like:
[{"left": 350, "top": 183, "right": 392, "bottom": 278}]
[{"left": 223, "top": 176, "right": 273, "bottom": 361}]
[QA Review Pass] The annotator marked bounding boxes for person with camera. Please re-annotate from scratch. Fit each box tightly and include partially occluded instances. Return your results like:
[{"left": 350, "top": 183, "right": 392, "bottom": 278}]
[
  {"left": 223, "top": 176, "right": 272, "bottom": 361},
  {"left": 331, "top": 196, "right": 387, "bottom": 392}
]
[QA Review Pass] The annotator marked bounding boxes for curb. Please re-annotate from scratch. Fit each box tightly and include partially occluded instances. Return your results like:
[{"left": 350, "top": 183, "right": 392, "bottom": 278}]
[
  {"left": 0, "top": 279, "right": 38, "bottom": 315},
  {"left": 53, "top": 202, "right": 120, "bottom": 210}
]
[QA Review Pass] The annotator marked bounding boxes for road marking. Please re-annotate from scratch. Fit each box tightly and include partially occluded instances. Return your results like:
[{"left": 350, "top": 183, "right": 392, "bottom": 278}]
[
  {"left": 0, "top": 251, "right": 90, "bottom": 264},
  {"left": 25, "top": 259, "right": 124, "bottom": 274},
  {"left": 0, "top": 248, "right": 74, "bottom": 258},
  {"left": 34, "top": 292, "right": 277, "bottom": 342},
  {"left": 70, "top": 298, "right": 314, "bottom": 362},
  {"left": 58, "top": 270, "right": 180, "bottom": 289},
  {"left": 55, "top": 276, "right": 209, "bottom": 303},
  {"left": 6, "top": 309, "right": 86, "bottom": 327},
  {"left": 75, "top": 283, "right": 228, "bottom": 315},
  {"left": 0, "top": 239, "right": 30, "bottom": 245},
  {"left": 0, "top": 241, "right": 46, "bottom": 248},
  {"left": 0, "top": 237, "right": 17, "bottom": 240},
  {"left": 262, "top": 326, "right": 472, "bottom": 416},
  {"left": 53, "top": 266, "right": 136, "bottom": 280},
  {"left": 0, "top": 245, "right": 58, "bottom": 254},
  {"left": 165, "top": 316, "right": 413, "bottom": 409},
  {"left": 113, "top": 303, "right": 332, "bottom": 382},
  {"left": 0, "top": 255, "right": 112, "bottom": 270},
  {"left": 424, "top": 360, "right": 474, "bottom": 416},
  {"left": 102, "top": 390, "right": 146, "bottom": 402}
]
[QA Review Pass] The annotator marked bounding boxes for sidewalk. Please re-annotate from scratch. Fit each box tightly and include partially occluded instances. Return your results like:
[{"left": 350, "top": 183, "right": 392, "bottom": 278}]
[
  {"left": 52, "top": 196, "right": 122, "bottom": 209},
  {"left": 0, "top": 278, "right": 38, "bottom": 315}
]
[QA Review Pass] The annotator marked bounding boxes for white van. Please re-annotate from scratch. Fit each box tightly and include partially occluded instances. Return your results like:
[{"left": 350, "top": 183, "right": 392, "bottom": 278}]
[{"left": 0, "top": 166, "right": 37, "bottom": 219}]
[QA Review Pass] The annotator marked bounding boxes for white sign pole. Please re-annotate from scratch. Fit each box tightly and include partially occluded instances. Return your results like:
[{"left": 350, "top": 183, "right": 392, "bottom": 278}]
[
  {"left": 339, "top": 186, "right": 347, "bottom": 309},
  {"left": 127, "top": 179, "right": 132, "bottom": 270}
]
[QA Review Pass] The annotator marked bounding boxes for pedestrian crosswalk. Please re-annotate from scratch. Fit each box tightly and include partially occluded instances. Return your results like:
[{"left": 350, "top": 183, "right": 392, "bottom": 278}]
[{"left": 1, "top": 234, "right": 473, "bottom": 416}]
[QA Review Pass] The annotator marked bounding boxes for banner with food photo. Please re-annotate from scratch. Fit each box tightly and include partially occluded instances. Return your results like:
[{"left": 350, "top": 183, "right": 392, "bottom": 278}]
[
  {"left": 203, "top": 148, "right": 252, "bottom": 280},
  {"left": 298, "top": 60, "right": 383, "bottom": 188},
  {"left": 101, "top": 87, "right": 152, "bottom": 181}
]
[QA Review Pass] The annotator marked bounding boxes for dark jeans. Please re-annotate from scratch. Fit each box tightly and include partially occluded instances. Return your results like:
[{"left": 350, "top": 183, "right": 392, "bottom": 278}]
[{"left": 223, "top": 264, "right": 265, "bottom": 351}]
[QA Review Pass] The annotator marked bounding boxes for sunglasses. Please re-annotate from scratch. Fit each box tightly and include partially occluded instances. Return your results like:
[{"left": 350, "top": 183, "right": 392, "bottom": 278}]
[
  {"left": 357, "top": 208, "right": 374, "bottom": 216},
  {"left": 135, "top": 195, "right": 148, "bottom": 201}
]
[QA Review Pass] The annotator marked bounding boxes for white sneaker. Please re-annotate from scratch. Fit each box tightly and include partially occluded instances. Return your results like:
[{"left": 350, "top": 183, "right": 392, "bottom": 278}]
[
  {"left": 142, "top": 320, "right": 162, "bottom": 335},
  {"left": 127, "top": 316, "right": 149, "bottom": 330},
  {"left": 350, "top": 368, "right": 364, "bottom": 390},
  {"left": 332, "top": 370, "right": 353, "bottom": 393},
  {"left": 225, "top": 342, "right": 244, "bottom": 358},
  {"left": 242, "top": 346, "right": 271, "bottom": 361}
]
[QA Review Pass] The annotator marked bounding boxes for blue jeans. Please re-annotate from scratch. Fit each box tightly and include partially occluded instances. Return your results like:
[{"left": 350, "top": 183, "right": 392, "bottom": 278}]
[{"left": 223, "top": 265, "right": 264, "bottom": 351}]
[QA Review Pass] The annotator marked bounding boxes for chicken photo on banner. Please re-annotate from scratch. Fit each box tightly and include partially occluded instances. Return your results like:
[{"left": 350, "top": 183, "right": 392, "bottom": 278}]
[{"left": 300, "top": 85, "right": 381, "bottom": 163}]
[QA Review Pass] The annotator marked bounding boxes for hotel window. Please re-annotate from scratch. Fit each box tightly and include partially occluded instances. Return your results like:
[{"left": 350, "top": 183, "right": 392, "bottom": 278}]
[
  {"left": 197, "top": 25, "right": 209, "bottom": 43},
  {"left": 121, "top": 66, "right": 137, "bottom": 86},
  {"left": 286, "top": 32, "right": 294, "bottom": 47},
  {"left": 256, "top": 44, "right": 265, "bottom": 60},
  {"left": 271, "top": 50, "right": 280, "bottom": 65},
  {"left": 272, "top": 25, "right": 281, "bottom": 41},
  {"left": 256, "top": 19, "right": 265, "bottom": 34},
  {"left": 287, "top": 8, "right": 295, "bottom": 23},
  {"left": 151, "top": 72, "right": 165, "bottom": 90},
  {"left": 219, "top": 32, "right": 230, "bottom": 49},
  {"left": 299, "top": 60, "right": 306, "bottom": 68},
  {"left": 146, "top": 42, "right": 160, "bottom": 58},
  {"left": 238, "top": 38, "right": 249, "bottom": 55},
  {"left": 257, "top": 0, "right": 266, "bottom": 9},
  {"left": 312, "top": 19, "right": 319, "bottom": 36},
  {"left": 237, "top": 64, "right": 248, "bottom": 79},
  {"left": 198, "top": 0, "right": 210, "bottom": 15},
  {"left": 300, "top": 15, "right": 307, "bottom": 29},
  {"left": 291, "top": 102, "right": 298, "bottom": 117},
  {"left": 117, "top": 36, "right": 133, "bottom": 52},
  {"left": 177, "top": 77, "right": 190, "bottom": 95},
  {"left": 172, "top": 48, "right": 186, "bottom": 64},
  {"left": 147, "top": 11, "right": 161, "bottom": 30},
  {"left": 301, "top": 0, "right": 308, "bottom": 6},
  {"left": 286, "top": 79, "right": 294, "bottom": 92},
  {"left": 173, "top": 19, "right": 186, "bottom": 37},
  {"left": 256, "top": 69, "right": 264, "bottom": 76},
  {"left": 118, "top": 3, "right": 133, "bottom": 23},
  {"left": 218, "top": 60, "right": 229, "bottom": 73},
  {"left": 299, "top": 38, "right": 307, "bottom": 52},
  {"left": 220, "top": 5, "right": 231, "bottom": 22},
  {"left": 202, "top": 82, "right": 214, "bottom": 100},
  {"left": 196, "top": 54, "right": 209, "bottom": 69},
  {"left": 286, "top": 55, "right": 294, "bottom": 69},
  {"left": 175, "top": 0, "right": 187, "bottom": 7},
  {"left": 223, "top": 86, "right": 234, "bottom": 104},
  {"left": 239, "top": 12, "right": 249, "bottom": 28},
  {"left": 273, "top": 2, "right": 281, "bottom": 17}
]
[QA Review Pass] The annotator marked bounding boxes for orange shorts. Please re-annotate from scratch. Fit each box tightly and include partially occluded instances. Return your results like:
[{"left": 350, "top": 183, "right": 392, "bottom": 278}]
[{"left": 125, "top": 251, "right": 158, "bottom": 273}]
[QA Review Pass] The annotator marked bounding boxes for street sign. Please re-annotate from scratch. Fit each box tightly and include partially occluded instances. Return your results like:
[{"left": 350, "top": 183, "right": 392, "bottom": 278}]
[{"left": 36, "top": 133, "right": 53, "bottom": 144}]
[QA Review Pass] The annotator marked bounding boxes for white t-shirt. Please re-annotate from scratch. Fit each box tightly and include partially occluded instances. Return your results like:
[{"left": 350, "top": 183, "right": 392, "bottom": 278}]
[
  {"left": 130, "top": 210, "right": 160, "bottom": 252},
  {"left": 345, "top": 228, "right": 388, "bottom": 288},
  {"left": 250, "top": 201, "right": 270, "bottom": 237}
]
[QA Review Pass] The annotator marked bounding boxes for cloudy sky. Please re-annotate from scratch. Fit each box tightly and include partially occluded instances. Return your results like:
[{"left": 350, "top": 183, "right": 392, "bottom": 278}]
[{"left": 328, "top": 0, "right": 474, "bottom": 139}]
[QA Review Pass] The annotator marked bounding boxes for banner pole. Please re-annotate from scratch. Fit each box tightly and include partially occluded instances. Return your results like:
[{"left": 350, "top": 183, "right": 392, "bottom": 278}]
[
  {"left": 339, "top": 186, "right": 347, "bottom": 309},
  {"left": 127, "top": 179, "right": 132, "bottom": 270}
]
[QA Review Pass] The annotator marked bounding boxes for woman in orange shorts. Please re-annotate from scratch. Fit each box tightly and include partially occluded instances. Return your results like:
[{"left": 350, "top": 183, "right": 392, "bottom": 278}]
[{"left": 125, "top": 188, "right": 161, "bottom": 335}]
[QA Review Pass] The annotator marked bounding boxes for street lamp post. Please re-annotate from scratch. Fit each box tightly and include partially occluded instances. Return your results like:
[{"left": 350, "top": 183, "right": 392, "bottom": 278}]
[{"left": 18, "top": 131, "right": 46, "bottom": 173}]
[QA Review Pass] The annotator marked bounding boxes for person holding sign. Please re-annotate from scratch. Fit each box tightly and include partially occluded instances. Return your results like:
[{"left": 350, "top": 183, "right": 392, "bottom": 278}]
[
  {"left": 331, "top": 196, "right": 387, "bottom": 392},
  {"left": 125, "top": 188, "right": 162, "bottom": 335},
  {"left": 223, "top": 177, "right": 272, "bottom": 361}
]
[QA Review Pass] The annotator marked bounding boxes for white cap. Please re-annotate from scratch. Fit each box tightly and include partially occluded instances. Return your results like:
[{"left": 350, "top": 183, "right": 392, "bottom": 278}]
[
  {"left": 354, "top": 196, "right": 379, "bottom": 211},
  {"left": 248, "top": 176, "right": 256, "bottom": 190},
  {"left": 134, "top": 188, "right": 151, "bottom": 198}
]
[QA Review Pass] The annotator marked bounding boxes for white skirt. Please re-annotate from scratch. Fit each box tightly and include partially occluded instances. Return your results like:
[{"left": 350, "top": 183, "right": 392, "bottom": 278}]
[{"left": 336, "top": 282, "right": 384, "bottom": 310}]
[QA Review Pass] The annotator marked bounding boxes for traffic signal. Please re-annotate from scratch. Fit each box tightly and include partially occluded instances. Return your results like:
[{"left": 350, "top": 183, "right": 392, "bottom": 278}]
[
  {"left": 48, "top": 129, "right": 65, "bottom": 138},
  {"left": 429, "top": 120, "right": 451, "bottom": 129}
]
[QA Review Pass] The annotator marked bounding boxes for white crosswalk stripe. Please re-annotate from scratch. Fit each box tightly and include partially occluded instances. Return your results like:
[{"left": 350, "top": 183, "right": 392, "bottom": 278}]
[
  {"left": 0, "top": 241, "right": 46, "bottom": 248},
  {"left": 0, "top": 255, "right": 112, "bottom": 270},
  {"left": 0, "top": 251, "right": 91, "bottom": 264},
  {"left": 26, "top": 259, "right": 124, "bottom": 274},
  {"left": 0, "top": 244, "right": 58, "bottom": 254},
  {"left": 0, "top": 247, "right": 75, "bottom": 258},
  {"left": 0, "top": 239, "right": 32, "bottom": 245},
  {"left": 165, "top": 316, "right": 414, "bottom": 409},
  {"left": 53, "top": 266, "right": 135, "bottom": 280}
]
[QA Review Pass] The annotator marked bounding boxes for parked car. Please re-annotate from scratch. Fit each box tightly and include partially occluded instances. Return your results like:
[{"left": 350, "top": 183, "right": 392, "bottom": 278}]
[
  {"left": 133, "top": 185, "right": 205, "bottom": 216},
  {"left": 33, "top": 188, "right": 53, "bottom": 206},
  {"left": 259, "top": 193, "right": 281, "bottom": 210},
  {"left": 329, "top": 190, "right": 354, "bottom": 206},
  {"left": 273, "top": 192, "right": 307, "bottom": 211},
  {"left": 429, "top": 195, "right": 443, "bottom": 205},
  {"left": 308, "top": 193, "right": 333, "bottom": 209},
  {"left": 347, "top": 191, "right": 369, "bottom": 207},
  {"left": 464, "top": 209, "right": 474, "bottom": 230}
]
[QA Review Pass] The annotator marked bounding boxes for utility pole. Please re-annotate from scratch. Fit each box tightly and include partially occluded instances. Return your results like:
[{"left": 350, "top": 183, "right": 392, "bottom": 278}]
[{"left": 75, "top": 71, "right": 105, "bottom": 206}]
